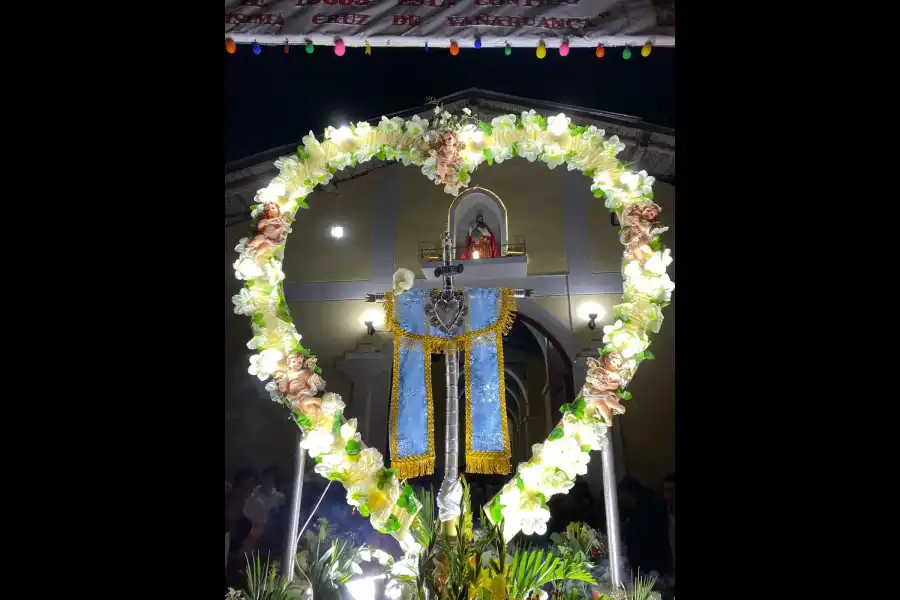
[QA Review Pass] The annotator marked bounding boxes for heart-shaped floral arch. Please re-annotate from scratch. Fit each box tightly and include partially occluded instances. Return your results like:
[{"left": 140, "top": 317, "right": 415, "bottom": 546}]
[{"left": 231, "top": 105, "right": 674, "bottom": 552}]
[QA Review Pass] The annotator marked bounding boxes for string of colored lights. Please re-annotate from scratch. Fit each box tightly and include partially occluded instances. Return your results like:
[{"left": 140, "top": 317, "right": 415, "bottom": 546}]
[{"left": 225, "top": 37, "right": 660, "bottom": 58}]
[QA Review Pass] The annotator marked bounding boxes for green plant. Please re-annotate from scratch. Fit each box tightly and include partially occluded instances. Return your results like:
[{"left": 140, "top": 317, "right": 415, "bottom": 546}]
[
  {"left": 629, "top": 572, "right": 657, "bottom": 600},
  {"left": 227, "top": 553, "right": 304, "bottom": 600},
  {"left": 294, "top": 518, "right": 374, "bottom": 600}
]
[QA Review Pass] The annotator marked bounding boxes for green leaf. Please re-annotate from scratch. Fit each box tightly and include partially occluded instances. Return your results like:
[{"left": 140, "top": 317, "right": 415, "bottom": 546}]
[
  {"left": 314, "top": 455, "right": 323, "bottom": 464},
  {"left": 511, "top": 141, "right": 519, "bottom": 156},
  {"left": 251, "top": 312, "right": 266, "bottom": 327},
  {"left": 548, "top": 427, "right": 564, "bottom": 441},
  {"left": 314, "top": 366, "right": 322, "bottom": 374},
  {"left": 643, "top": 350, "right": 655, "bottom": 360},
  {"left": 296, "top": 198, "right": 310, "bottom": 209},
  {"left": 490, "top": 496, "right": 505, "bottom": 523},
  {"left": 296, "top": 414, "right": 313, "bottom": 428},
  {"left": 479, "top": 121, "right": 493, "bottom": 136},
  {"left": 617, "top": 162, "right": 625, "bottom": 170},
  {"left": 616, "top": 389, "right": 633, "bottom": 401},
  {"left": 581, "top": 444, "right": 592, "bottom": 453},
  {"left": 536, "top": 492, "right": 547, "bottom": 505},
  {"left": 358, "top": 503, "right": 370, "bottom": 517},
  {"left": 537, "top": 115, "right": 548, "bottom": 131},
  {"left": 345, "top": 440, "right": 361, "bottom": 455},
  {"left": 559, "top": 403, "right": 571, "bottom": 414},
  {"left": 377, "top": 468, "right": 397, "bottom": 490},
  {"left": 572, "top": 397, "right": 586, "bottom": 419},
  {"left": 583, "top": 168, "right": 596, "bottom": 179},
  {"left": 297, "top": 148, "right": 310, "bottom": 161},
  {"left": 516, "top": 476, "right": 525, "bottom": 491},
  {"left": 383, "top": 514, "right": 401, "bottom": 533},
  {"left": 569, "top": 124, "right": 586, "bottom": 136},
  {"left": 649, "top": 237, "right": 663, "bottom": 251},
  {"left": 332, "top": 414, "right": 342, "bottom": 435},
  {"left": 593, "top": 189, "right": 606, "bottom": 198},
  {"left": 599, "top": 346, "right": 613, "bottom": 357}
]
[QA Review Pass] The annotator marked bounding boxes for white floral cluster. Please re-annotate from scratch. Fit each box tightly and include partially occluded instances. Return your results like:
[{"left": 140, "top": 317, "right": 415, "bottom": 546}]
[
  {"left": 489, "top": 406, "right": 610, "bottom": 541},
  {"left": 232, "top": 107, "right": 673, "bottom": 548}
]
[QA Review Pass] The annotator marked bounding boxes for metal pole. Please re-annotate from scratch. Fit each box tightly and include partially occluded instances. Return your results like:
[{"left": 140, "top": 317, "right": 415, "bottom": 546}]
[
  {"left": 444, "top": 348, "right": 460, "bottom": 482},
  {"left": 283, "top": 436, "right": 307, "bottom": 582},
  {"left": 601, "top": 427, "right": 625, "bottom": 589}
]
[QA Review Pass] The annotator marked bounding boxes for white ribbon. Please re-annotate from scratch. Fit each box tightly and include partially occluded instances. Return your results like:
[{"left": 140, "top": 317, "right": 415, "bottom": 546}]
[{"left": 436, "top": 478, "right": 463, "bottom": 523}]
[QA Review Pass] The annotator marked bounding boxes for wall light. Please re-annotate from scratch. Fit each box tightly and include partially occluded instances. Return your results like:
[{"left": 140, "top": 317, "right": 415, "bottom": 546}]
[
  {"left": 361, "top": 308, "right": 385, "bottom": 335},
  {"left": 577, "top": 302, "right": 605, "bottom": 330},
  {"left": 330, "top": 225, "right": 345, "bottom": 239},
  {"left": 472, "top": 250, "right": 480, "bottom": 260}
]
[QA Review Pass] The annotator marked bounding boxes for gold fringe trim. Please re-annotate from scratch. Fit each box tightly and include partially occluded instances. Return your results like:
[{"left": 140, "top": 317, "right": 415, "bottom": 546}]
[
  {"left": 389, "top": 333, "right": 435, "bottom": 478},
  {"left": 392, "top": 456, "right": 436, "bottom": 480},
  {"left": 463, "top": 307, "right": 513, "bottom": 476},
  {"left": 465, "top": 454, "right": 511, "bottom": 475}
]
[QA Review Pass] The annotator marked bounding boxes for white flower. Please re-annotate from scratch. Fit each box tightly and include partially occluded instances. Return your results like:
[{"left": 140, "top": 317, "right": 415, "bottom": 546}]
[
  {"left": 561, "top": 412, "right": 609, "bottom": 451},
  {"left": 258, "top": 182, "right": 287, "bottom": 206},
  {"left": 541, "top": 143, "right": 566, "bottom": 169},
  {"left": 602, "top": 135, "right": 626, "bottom": 157},
  {"left": 301, "top": 429, "right": 336, "bottom": 458},
  {"left": 231, "top": 288, "right": 256, "bottom": 316},
  {"left": 490, "top": 144, "right": 513, "bottom": 163},
  {"left": 324, "top": 125, "right": 353, "bottom": 144},
  {"left": 517, "top": 139, "right": 541, "bottom": 162},
  {"left": 234, "top": 257, "right": 263, "bottom": 281},
  {"left": 302, "top": 130, "right": 321, "bottom": 151},
  {"left": 247, "top": 330, "right": 268, "bottom": 350},
  {"left": 603, "top": 319, "right": 649, "bottom": 359},
  {"left": 463, "top": 107, "right": 472, "bottom": 116},
  {"left": 441, "top": 111, "right": 451, "bottom": 120},
  {"left": 235, "top": 237, "right": 249, "bottom": 253},
  {"left": 344, "top": 447, "right": 384, "bottom": 485},
  {"left": 581, "top": 125, "right": 605, "bottom": 143},
  {"left": 532, "top": 438, "right": 590, "bottom": 479},
  {"left": 517, "top": 462, "right": 574, "bottom": 497},
  {"left": 643, "top": 249, "right": 673, "bottom": 276},
  {"left": 405, "top": 115, "right": 429, "bottom": 137},
  {"left": 624, "top": 261, "right": 675, "bottom": 303},
  {"left": 491, "top": 114, "right": 516, "bottom": 130},
  {"left": 248, "top": 348, "right": 284, "bottom": 380},
  {"left": 546, "top": 113, "right": 571, "bottom": 137},
  {"left": 265, "top": 380, "right": 282, "bottom": 402},
  {"left": 520, "top": 110, "right": 542, "bottom": 133},
  {"left": 321, "top": 392, "right": 346, "bottom": 417},
  {"left": 354, "top": 121, "right": 372, "bottom": 138},
  {"left": 433, "top": 106, "right": 441, "bottom": 115},
  {"left": 378, "top": 116, "right": 406, "bottom": 133},
  {"left": 392, "top": 268, "right": 415, "bottom": 295},
  {"left": 264, "top": 261, "right": 285, "bottom": 285},
  {"left": 643, "top": 304, "right": 665, "bottom": 334}
]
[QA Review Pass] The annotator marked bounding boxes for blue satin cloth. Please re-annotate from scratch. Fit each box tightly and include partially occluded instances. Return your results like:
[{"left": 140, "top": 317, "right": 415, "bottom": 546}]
[
  {"left": 394, "top": 289, "right": 430, "bottom": 461},
  {"left": 467, "top": 289, "right": 505, "bottom": 453},
  {"left": 390, "top": 287, "right": 507, "bottom": 465}
]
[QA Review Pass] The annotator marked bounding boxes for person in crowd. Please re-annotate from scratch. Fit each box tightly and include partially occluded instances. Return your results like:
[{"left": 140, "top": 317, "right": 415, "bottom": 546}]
[
  {"left": 618, "top": 476, "right": 671, "bottom": 576},
  {"left": 226, "top": 469, "right": 268, "bottom": 589},
  {"left": 254, "top": 466, "right": 287, "bottom": 516},
  {"left": 662, "top": 473, "right": 675, "bottom": 574}
]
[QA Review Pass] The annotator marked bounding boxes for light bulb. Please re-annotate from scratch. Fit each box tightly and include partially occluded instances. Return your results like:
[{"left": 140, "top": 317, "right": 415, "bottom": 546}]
[
  {"left": 472, "top": 251, "right": 480, "bottom": 259},
  {"left": 330, "top": 225, "right": 344, "bottom": 239}
]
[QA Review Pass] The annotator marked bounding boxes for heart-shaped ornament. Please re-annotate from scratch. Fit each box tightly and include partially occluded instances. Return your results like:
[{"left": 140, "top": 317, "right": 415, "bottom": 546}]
[{"left": 426, "top": 289, "right": 468, "bottom": 335}]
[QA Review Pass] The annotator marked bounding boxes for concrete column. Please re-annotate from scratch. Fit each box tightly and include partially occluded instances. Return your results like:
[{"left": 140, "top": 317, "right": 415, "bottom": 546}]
[{"left": 336, "top": 341, "right": 393, "bottom": 457}]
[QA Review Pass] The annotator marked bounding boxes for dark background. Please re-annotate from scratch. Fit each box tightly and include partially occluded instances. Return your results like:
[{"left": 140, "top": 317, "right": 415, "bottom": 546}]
[{"left": 223, "top": 45, "right": 675, "bottom": 162}]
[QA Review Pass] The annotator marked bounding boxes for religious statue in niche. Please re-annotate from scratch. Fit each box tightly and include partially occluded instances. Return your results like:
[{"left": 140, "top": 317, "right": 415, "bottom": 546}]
[{"left": 460, "top": 212, "right": 500, "bottom": 260}]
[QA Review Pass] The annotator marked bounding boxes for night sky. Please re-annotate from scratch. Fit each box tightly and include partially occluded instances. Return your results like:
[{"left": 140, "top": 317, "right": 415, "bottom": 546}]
[{"left": 223, "top": 45, "right": 675, "bottom": 163}]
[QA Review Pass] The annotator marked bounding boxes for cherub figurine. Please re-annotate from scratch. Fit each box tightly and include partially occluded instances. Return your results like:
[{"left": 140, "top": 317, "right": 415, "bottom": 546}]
[
  {"left": 433, "top": 131, "right": 462, "bottom": 186},
  {"left": 246, "top": 203, "right": 288, "bottom": 258},
  {"left": 582, "top": 352, "right": 627, "bottom": 426},
  {"left": 620, "top": 202, "right": 660, "bottom": 263},
  {"left": 276, "top": 353, "right": 326, "bottom": 417}
]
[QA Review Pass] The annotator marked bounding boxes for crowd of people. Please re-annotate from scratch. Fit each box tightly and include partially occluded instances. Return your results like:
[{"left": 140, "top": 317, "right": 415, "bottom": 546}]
[{"left": 225, "top": 466, "right": 676, "bottom": 591}]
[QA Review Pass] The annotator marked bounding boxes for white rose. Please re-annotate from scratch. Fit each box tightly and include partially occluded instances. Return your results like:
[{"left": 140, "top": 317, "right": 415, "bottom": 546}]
[{"left": 392, "top": 268, "right": 415, "bottom": 296}]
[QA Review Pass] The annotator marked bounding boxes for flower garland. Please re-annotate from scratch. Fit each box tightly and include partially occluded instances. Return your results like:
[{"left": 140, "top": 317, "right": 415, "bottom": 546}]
[{"left": 232, "top": 104, "right": 673, "bottom": 547}]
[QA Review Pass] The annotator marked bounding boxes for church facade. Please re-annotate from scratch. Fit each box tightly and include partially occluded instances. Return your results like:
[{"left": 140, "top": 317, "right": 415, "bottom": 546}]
[{"left": 224, "top": 89, "right": 676, "bottom": 494}]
